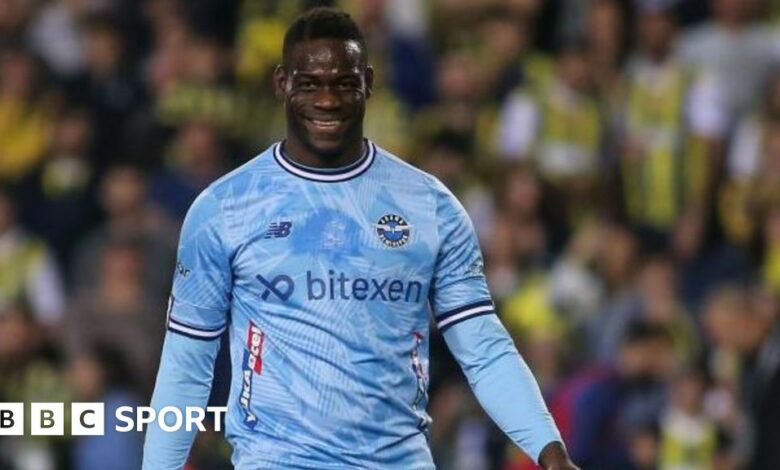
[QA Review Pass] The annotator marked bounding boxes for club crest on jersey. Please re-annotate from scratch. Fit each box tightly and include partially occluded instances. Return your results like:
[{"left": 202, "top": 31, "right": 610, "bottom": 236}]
[{"left": 375, "top": 214, "right": 411, "bottom": 248}]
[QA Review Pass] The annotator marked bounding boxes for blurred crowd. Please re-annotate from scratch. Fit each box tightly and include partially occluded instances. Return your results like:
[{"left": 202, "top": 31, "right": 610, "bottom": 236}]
[{"left": 1, "top": 0, "right": 780, "bottom": 469}]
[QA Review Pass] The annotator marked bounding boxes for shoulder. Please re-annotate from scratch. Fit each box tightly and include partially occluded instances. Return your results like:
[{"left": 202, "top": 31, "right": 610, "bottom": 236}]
[
  {"left": 371, "top": 144, "right": 469, "bottom": 220},
  {"left": 372, "top": 143, "right": 443, "bottom": 192},
  {"left": 373, "top": 143, "right": 465, "bottom": 204},
  {"left": 182, "top": 144, "right": 278, "bottom": 224},
  {"left": 206, "top": 143, "right": 278, "bottom": 201},
  {"left": 384, "top": 148, "right": 472, "bottom": 220}
]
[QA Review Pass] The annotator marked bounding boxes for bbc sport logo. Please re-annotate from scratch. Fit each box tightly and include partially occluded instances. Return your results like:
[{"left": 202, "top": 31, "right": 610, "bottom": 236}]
[{"left": 0, "top": 403, "right": 227, "bottom": 435}]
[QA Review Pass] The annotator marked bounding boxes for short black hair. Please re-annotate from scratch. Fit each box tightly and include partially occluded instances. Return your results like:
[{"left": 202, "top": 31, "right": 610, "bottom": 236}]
[{"left": 283, "top": 7, "right": 367, "bottom": 67}]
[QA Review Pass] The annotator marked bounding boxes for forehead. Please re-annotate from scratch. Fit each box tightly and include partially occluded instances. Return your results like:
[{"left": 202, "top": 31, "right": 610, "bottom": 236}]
[{"left": 286, "top": 38, "right": 364, "bottom": 74}]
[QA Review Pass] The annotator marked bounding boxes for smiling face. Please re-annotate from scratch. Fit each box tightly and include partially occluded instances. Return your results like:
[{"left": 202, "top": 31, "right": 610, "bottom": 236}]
[{"left": 274, "top": 38, "right": 373, "bottom": 166}]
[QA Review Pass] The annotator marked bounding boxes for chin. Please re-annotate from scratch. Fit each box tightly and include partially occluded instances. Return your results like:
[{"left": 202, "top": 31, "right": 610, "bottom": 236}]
[{"left": 306, "top": 136, "right": 349, "bottom": 158}]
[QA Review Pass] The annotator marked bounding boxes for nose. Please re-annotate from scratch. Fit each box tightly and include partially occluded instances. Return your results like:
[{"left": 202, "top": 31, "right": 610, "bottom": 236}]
[{"left": 313, "top": 86, "right": 341, "bottom": 111}]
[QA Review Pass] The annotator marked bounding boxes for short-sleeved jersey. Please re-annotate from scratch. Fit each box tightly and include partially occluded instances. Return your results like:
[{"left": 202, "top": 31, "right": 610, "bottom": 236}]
[{"left": 168, "top": 141, "right": 493, "bottom": 468}]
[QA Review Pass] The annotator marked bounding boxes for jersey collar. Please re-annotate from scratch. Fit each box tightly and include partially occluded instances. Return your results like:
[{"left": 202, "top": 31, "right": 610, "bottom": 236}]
[{"left": 274, "top": 139, "right": 376, "bottom": 183}]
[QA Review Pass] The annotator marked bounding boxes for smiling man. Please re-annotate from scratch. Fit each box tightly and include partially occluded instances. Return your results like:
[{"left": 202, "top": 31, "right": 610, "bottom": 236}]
[{"left": 143, "top": 7, "right": 578, "bottom": 470}]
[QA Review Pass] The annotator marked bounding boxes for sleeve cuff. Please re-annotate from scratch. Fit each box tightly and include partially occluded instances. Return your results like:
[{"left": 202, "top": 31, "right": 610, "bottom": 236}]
[
  {"left": 165, "top": 295, "right": 227, "bottom": 341},
  {"left": 167, "top": 316, "right": 226, "bottom": 341},
  {"left": 435, "top": 300, "right": 495, "bottom": 333}
]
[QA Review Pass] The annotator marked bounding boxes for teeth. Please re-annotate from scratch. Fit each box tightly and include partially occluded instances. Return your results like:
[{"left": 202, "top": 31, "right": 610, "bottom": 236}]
[{"left": 310, "top": 119, "right": 341, "bottom": 127}]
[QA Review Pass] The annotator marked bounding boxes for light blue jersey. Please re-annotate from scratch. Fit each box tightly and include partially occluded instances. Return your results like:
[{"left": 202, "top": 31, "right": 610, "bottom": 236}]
[{"left": 143, "top": 141, "right": 562, "bottom": 469}]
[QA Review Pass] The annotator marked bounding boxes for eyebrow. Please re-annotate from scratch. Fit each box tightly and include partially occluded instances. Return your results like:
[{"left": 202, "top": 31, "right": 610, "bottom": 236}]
[{"left": 291, "top": 71, "right": 362, "bottom": 80}]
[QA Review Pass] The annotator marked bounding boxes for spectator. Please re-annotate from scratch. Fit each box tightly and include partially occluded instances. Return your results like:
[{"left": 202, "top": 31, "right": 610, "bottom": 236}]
[
  {"left": 597, "top": 222, "right": 643, "bottom": 299},
  {"left": 743, "top": 286, "right": 780, "bottom": 469},
  {"left": 476, "top": 12, "right": 529, "bottom": 103},
  {"left": 721, "top": 71, "right": 780, "bottom": 247},
  {"left": 597, "top": 255, "right": 699, "bottom": 366},
  {"left": 0, "top": 302, "right": 66, "bottom": 470},
  {"left": 700, "top": 285, "right": 750, "bottom": 462},
  {"left": 149, "top": 120, "right": 229, "bottom": 221},
  {"left": 414, "top": 51, "right": 494, "bottom": 161},
  {"left": 70, "top": 14, "right": 145, "bottom": 167},
  {"left": 233, "top": 0, "right": 313, "bottom": 86},
  {"left": 584, "top": 0, "right": 628, "bottom": 101},
  {"left": 485, "top": 164, "right": 560, "bottom": 299},
  {"left": 415, "top": 130, "right": 493, "bottom": 236},
  {"left": 626, "top": 424, "right": 660, "bottom": 470},
  {"left": 26, "top": 0, "right": 91, "bottom": 80},
  {"left": 72, "top": 164, "right": 176, "bottom": 301},
  {"left": 67, "top": 347, "right": 144, "bottom": 470},
  {"left": 703, "top": 284, "right": 780, "bottom": 469},
  {"left": 618, "top": 0, "right": 728, "bottom": 250},
  {"left": 359, "top": 54, "right": 414, "bottom": 158},
  {"left": 0, "top": 0, "right": 37, "bottom": 47},
  {"left": 66, "top": 236, "right": 165, "bottom": 393},
  {"left": 679, "top": 0, "right": 774, "bottom": 120},
  {"left": 154, "top": 33, "right": 267, "bottom": 148},
  {"left": 0, "top": 47, "right": 58, "bottom": 182},
  {"left": 763, "top": 207, "right": 780, "bottom": 295},
  {"left": 658, "top": 367, "right": 720, "bottom": 469},
  {"left": 548, "top": 220, "right": 606, "bottom": 327},
  {"left": 497, "top": 41, "right": 604, "bottom": 227},
  {"left": 0, "top": 188, "right": 65, "bottom": 327},
  {"left": 15, "top": 106, "right": 99, "bottom": 269},
  {"left": 552, "top": 320, "right": 675, "bottom": 469}
]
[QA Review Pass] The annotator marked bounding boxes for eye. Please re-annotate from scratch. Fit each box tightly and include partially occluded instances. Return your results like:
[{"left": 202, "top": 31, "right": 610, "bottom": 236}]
[
  {"left": 297, "top": 81, "right": 317, "bottom": 91},
  {"left": 336, "top": 80, "right": 359, "bottom": 90}
]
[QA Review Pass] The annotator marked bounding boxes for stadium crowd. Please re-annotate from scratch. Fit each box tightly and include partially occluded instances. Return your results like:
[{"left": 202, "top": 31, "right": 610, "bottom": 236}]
[{"left": 1, "top": 0, "right": 780, "bottom": 469}]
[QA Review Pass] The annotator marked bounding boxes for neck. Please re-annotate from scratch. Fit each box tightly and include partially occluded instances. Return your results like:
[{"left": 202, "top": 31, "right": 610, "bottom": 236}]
[{"left": 282, "top": 136, "right": 365, "bottom": 169}]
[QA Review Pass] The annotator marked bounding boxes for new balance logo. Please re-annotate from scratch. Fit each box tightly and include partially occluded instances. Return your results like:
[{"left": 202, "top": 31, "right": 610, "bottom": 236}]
[{"left": 264, "top": 221, "right": 292, "bottom": 239}]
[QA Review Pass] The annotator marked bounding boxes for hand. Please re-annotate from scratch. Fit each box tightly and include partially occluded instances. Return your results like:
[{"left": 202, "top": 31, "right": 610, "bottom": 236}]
[{"left": 538, "top": 441, "right": 580, "bottom": 470}]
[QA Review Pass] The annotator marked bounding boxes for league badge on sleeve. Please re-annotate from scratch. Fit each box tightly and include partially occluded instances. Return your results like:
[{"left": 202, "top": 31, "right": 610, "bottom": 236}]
[{"left": 375, "top": 214, "right": 412, "bottom": 248}]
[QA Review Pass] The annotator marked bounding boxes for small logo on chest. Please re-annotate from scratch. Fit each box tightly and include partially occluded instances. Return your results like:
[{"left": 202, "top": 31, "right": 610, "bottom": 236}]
[
  {"left": 256, "top": 274, "right": 295, "bottom": 302},
  {"left": 264, "top": 221, "right": 292, "bottom": 239},
  {"left": 176, "top": 262, "right": 191, "bottom": 277},
  {"left": 375, "top": 214, "right": 412, "bottom": 248}
]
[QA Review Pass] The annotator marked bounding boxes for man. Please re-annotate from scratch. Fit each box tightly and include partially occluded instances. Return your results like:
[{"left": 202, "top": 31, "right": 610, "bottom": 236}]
[
  {"left": 143, "top": 8, "right": 577, "bottom": 470},
  {"left": 552, "top": 320, "right": 674, "bottom": 469},
  {"left": 704, "top": 286, "right": 780, "bottom": 469},
  {"left": 619, "top": 0, "right": 727, "bottom": 246},
  {"left": 497, "top": 41, "right": 603, "bottom": 228},
  {"left": 678, "top": 0, "right": 771, "bottom": 121}
]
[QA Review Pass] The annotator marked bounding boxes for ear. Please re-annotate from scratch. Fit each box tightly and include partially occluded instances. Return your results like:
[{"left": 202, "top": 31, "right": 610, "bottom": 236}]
[
  {"left": 364, "top": 66, "right": 375, "bottom": 99},
  {"left": 273, "top": 65, "right": 287, "bottom": 99}
]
